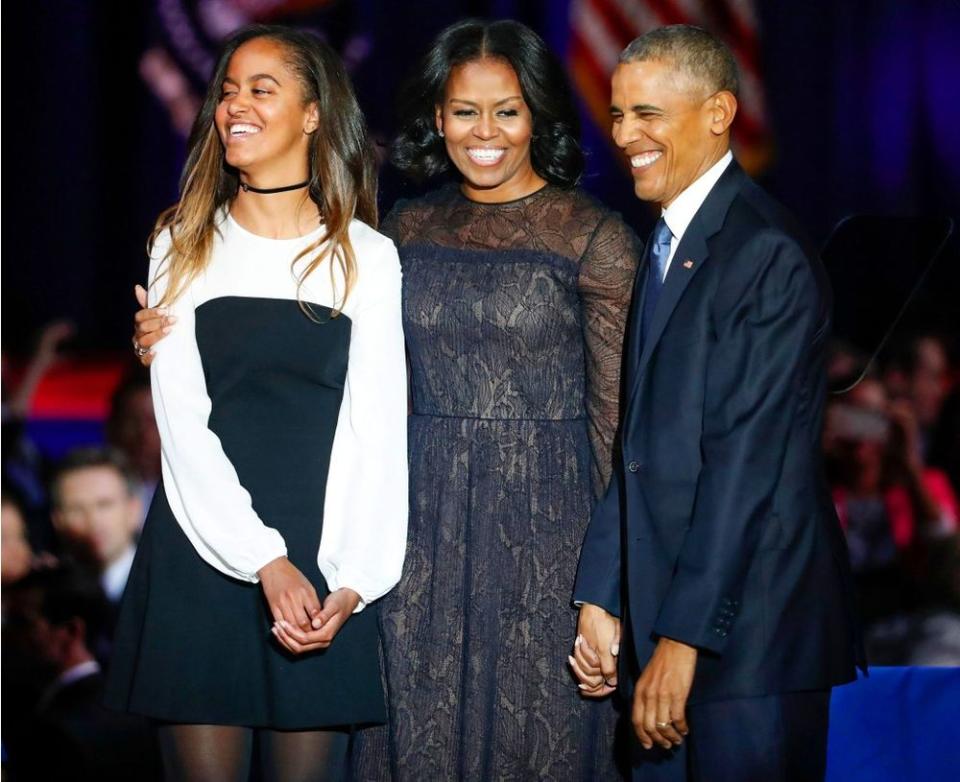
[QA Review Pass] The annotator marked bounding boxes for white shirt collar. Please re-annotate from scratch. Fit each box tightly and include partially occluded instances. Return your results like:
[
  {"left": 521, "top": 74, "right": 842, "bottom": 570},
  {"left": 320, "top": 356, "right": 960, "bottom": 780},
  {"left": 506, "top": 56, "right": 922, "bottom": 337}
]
[
  {"left": 101, "top": 544, "right": 136, "bottom": 603},
  {"left": 36, "top": 660, "right": 101, "bottom": 711},
  {"left": 661, "top": 150, "right": 733, "bottom": 247}
]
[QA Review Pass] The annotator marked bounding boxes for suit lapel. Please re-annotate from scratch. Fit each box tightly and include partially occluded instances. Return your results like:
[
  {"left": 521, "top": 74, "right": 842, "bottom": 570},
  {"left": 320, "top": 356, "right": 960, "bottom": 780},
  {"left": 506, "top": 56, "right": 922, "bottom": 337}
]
[{"left": 626, "top": 160, "right": 749, "bottom": 410}]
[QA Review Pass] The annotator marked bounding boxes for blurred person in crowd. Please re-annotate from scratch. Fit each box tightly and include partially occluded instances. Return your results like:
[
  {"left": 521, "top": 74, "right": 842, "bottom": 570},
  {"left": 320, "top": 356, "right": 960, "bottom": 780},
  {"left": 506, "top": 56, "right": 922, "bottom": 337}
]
[
  {"left": 2, "top": 321, "right": 75, "bottom": 549},
  {"left": 2, "top": 489, "right": 36, "bottom": 586},
  {"left": 50, "top": 447, "right": 142, "bottom": 605},
  {"left": 3, "top": 565, "right": 161, "bottom": 781},
  {"left": 882, "top": 334, "right": 952, "bottom": 460},
  {"left": 105, "top": 366, "right": 160, "bottom": 525},
  {"left": 825, "top": 376, "right": 958, "bottom": 626}
]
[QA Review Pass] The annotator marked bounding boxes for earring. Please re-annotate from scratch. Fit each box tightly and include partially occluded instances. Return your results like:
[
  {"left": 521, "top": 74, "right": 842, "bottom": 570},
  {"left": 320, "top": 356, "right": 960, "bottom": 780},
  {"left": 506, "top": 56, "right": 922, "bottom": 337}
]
[{"left": 438, "top": 129, "right": 444, "bottom": 138}]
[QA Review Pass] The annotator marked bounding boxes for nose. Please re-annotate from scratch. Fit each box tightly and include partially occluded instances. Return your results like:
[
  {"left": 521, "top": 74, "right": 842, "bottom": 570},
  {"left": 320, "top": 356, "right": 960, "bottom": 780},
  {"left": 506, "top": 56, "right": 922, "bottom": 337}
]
[
  {"left": 612, "top": 116, "right": 639, "bottom": 150},
  {"left": 473, "top": 112, "right": 497, "bottom": 140}
]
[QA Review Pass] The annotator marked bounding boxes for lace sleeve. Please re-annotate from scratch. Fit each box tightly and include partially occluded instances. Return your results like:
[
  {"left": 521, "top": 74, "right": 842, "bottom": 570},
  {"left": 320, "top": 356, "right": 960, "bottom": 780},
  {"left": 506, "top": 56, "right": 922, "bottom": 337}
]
[{"left": 579, "top": 213, "right": 643, "bottom": 498}]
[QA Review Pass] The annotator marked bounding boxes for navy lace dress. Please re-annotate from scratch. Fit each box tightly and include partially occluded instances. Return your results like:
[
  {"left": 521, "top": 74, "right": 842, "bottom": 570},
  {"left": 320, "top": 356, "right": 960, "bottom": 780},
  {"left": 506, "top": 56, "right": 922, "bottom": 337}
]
[{"left": 354, "top": 184, "right": 641, "bottom": 780}]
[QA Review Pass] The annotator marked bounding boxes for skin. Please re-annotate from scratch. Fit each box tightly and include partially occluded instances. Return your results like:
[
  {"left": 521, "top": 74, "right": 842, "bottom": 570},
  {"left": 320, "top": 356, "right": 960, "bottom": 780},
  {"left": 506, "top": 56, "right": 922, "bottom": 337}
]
[
  {"left": 436, "top": 57, "right": 546, "bottom": 203},
  {"left": 135, "top": 37, "right": 359, "bottom": 654},
  {"left": 52, "top": 466, "right": 141, "bottom": 567},
  {"left": 1, "top": 501, "right": 34, "bottom": 585},
  {"left": 572, "top": 58, "right": 737, "bottom": 751}
]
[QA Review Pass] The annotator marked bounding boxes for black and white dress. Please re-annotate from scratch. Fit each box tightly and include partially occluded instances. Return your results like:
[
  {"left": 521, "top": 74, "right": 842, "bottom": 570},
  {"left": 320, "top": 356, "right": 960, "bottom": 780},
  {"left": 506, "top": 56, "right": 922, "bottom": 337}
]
[{"left": 104, "top": 213, "right": 408, "bottom": 729}]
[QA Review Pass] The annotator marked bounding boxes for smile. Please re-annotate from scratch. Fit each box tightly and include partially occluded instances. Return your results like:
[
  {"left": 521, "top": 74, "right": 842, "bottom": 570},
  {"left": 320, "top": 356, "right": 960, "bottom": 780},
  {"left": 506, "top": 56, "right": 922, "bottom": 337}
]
[
  {"left": 630, "top": 151, "right": 662, "bottom": 169},
  {"left": 466, "top": 147, "right": 506, "bottom": 166},
  {"left": 229, "top": 123, "right": 261, "bottom": 137}
]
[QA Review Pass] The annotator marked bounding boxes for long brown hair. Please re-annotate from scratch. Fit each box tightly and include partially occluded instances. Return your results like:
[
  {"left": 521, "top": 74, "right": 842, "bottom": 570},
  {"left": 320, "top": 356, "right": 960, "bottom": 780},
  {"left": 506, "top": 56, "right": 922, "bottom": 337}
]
[{"left": 150, "top": 25, "right": 378, "bottom": 314}]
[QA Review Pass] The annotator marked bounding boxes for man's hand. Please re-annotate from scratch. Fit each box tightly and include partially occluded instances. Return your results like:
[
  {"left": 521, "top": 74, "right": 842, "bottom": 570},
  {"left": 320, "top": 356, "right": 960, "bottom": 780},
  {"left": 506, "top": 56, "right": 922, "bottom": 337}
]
[
  {"left": 569, "top": 603, "right": 620, "bottom": 698},
  {"left": 632, "top": 637, "right": 697, "bottom": 750},
  {"left": 271, "top": 588, "right": 360, "bottom": 654}
]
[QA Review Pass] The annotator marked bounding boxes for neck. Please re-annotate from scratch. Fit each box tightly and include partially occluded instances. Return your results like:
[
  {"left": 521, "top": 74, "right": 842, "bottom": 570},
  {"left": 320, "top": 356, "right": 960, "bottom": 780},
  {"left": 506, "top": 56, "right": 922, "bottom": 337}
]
[
  {"left": 460, "top": 170, "right": 547, "bottom": 205},
  {"left": 231, "top": 185, "right": 322, "bottom": 240},
  {"left": 660, "top": 144, "right": 729, "bottom": 210}
]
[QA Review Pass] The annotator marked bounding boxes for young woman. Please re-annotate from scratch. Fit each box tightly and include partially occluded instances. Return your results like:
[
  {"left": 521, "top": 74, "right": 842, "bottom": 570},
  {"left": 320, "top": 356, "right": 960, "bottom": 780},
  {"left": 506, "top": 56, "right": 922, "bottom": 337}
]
[
  {"left": 133, "top": 19, "right": 640, "bottom": 779},
  {"left": 110, "top": 25, "right": 407, "bottom": 781}
]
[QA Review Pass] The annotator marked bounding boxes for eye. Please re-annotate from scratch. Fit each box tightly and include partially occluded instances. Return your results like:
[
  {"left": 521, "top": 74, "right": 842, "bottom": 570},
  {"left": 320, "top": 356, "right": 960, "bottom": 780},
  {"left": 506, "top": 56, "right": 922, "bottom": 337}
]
[
  {"left": 252, "top": 88, "right": 272, "bottom": 96},
  {"left": 452, "top": 109, "right": 477, "bottom": 117},
  {"left": 220, "top": 89, "right": 236, "bottom": 100},
  {"left": 497, "top": 109, "right": 519, "bottom": 118}
]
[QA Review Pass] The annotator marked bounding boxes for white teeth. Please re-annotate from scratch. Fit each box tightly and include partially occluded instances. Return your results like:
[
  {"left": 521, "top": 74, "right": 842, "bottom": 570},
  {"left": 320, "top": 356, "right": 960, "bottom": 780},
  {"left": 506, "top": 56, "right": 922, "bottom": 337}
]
[
  {"left": 467, "top": 148, "right": 506, "bottom": 163},
  {"left": 230, "top": 124, "right": 261, "bottom": 136},
  {"left": 630, "top": 151, "right": 662, "bottom": 168}
]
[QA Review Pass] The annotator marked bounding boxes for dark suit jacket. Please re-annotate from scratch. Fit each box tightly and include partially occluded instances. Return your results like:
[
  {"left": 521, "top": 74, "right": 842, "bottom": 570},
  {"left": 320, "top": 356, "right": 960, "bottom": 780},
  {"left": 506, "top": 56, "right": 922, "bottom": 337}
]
[
  {"left": 18, "top": 672, "right": 161, "bottom": 782},
  {"left": 574, "top": 160, "right": 865, "bottom": 704}
]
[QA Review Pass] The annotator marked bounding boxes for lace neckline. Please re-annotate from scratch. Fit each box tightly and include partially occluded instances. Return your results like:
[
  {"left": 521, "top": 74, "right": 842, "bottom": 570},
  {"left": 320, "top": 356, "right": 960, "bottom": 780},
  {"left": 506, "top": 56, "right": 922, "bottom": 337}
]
[{"left": 454, "top": 182, "right": 552, "bottom": 207}]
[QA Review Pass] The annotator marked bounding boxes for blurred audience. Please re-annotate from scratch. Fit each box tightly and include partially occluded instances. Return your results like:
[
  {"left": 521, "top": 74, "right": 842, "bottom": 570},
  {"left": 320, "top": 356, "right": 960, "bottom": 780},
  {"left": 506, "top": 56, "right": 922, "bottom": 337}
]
[
  {"left": 825, "top": 333, "right": 960, "bottom": 665},
  {"left": 2, "top": 565, "right": 161, "bottom": 781},
  {"left": 50, "top": 447, "right": 142, "bottom": 605},
  {"left": 2, "top": 490, "right": 35, "bottom": 586},
  {"left": 105, "top": 366, "right": 160, "bottom": 526}
]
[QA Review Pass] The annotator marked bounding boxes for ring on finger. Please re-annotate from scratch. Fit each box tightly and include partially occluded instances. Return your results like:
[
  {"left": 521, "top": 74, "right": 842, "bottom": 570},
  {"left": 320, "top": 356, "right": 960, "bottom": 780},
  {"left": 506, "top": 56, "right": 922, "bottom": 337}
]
[
  {"left": 656, "top": 721, "right": 672, "bottom": 729},
  {"left": 132, "top": 338, "right": 149, "bottom": 357}
]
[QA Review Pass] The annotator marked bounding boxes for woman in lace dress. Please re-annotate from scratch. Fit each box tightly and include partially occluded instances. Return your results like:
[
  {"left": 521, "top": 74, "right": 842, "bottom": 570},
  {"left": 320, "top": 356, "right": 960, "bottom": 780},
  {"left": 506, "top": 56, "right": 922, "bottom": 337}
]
[
  {"left": 355, "top": 21, "right": 641, "bottom": 780},
  {"left": 133, "top": 19, "right": 641, "bottom": 780}
]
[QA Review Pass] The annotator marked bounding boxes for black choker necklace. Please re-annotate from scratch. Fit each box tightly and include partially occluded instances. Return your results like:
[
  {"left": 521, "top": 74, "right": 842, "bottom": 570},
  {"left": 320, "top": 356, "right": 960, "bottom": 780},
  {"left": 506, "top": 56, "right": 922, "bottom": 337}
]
[{"left": 239, "top": 179, "right": 310, "bottom": 194}]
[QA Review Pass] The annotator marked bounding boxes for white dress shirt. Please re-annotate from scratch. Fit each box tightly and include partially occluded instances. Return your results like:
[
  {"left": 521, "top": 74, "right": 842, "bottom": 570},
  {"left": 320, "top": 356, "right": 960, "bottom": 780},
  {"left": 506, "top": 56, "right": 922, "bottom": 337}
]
[
  {"left": 147, "top": 213, "right": 409, "bottom": 609},
  {"left": 101, "top": 544, "right": 136, "bottom": 603},
  {"left": 660, "top": 150, "right": 734, "bottom": 280}
]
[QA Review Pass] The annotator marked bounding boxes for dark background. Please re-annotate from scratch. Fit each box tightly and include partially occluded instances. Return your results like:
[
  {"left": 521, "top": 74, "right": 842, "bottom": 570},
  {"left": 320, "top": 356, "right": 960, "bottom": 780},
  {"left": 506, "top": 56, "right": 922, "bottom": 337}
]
[{"left": 4, "top": 0, "right": 959, "bottom": 358}]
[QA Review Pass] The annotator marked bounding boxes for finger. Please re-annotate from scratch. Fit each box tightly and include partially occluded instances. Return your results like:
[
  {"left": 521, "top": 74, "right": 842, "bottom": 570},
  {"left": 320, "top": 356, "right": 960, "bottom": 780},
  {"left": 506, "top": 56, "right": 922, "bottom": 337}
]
[
  {"left": 632, "top": 692, "right": 653, "bottom": 750},
  {"left": 573, "top": 639, "right": 602, "bottom": 676},
  {"left": 279, "top": 595, "right": 300, "bottom": 628},
  {"left": 644, "top": 693, "right": 672, "bottom": 750},
  {"left": 671, "top": 695, "right": 690, "bottom": 737},
  {"left": 271, "top": 624, "right": 300, "bottom": 654},
  {"left": 275, "top": 622, "right": 328, "bottom": 652},
  {"left": 567, "top": 655, "right": 604, "bottom": 688},
  {"left": 657, "top": 697, "right": 684, "bottom": 746},
  {"left": 303, "top": 586, "right": 323, "bottom": 630},
  {"left": 134, "top": 306, "right": 167, "bottom": 324},
  {"left": 136, "top": 328, "right": 167, "bottom": 348},
  {"left": 135, "top": 285, "right": 148, "bottom": 308},
  {"left": 314, "top": 610, "right": 345, "bottom": 643},
  {"left": 142, "top": 352, "right": 155, "bottom": 367}
]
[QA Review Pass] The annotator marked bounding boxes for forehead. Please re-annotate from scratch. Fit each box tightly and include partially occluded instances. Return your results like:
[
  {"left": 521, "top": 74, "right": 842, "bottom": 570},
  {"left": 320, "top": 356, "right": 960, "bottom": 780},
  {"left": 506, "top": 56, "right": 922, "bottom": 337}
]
[
  {"left": 445, "top": 58, "right": 522, "bottom": 99},
  {"left": 60, "top": 466, "right": 127, "bottom": 496},
  {"left": 226, "top": 37, "right": 293, "bottom": 78},
  {"left": 611, "top": 59, "right": 694, "bottom": 105}
]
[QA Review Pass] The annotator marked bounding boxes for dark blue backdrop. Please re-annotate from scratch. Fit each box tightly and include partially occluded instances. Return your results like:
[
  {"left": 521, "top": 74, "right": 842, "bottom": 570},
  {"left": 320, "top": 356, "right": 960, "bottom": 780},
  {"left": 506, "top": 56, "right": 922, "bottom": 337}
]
[{"left": 4, "top": 0, "right": 958, "bottom": 357}]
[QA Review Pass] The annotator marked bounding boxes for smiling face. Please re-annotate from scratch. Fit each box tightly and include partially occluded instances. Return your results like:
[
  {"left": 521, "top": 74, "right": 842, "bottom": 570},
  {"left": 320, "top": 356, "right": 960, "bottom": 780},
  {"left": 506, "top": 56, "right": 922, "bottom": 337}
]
[
  {"left": 610, "top": 58, "right": 735, "bottom": 208},
  {"left": 214, "top": 37, "right": 319, "bottom": 184},
  {"left": 436, "top": 58, "right": 545, "bottom": 203}
]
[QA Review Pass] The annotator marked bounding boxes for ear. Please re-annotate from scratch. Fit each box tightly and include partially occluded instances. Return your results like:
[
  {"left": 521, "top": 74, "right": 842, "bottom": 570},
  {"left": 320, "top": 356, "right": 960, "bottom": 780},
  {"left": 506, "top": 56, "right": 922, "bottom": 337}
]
[
  {"left": 708, "top": 91, "right": 737, "bottom": 136},
  {"left": 434, "top": 104, "right": 444, "bottom": 138},
  {"left": 304, "top": 102, "right": 320, "bottom": 135}
]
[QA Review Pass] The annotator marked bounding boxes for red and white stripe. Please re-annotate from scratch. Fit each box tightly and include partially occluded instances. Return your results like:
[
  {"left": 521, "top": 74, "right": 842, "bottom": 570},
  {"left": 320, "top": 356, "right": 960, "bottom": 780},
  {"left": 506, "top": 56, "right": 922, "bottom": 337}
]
[{"left": 569, "top": 0, "right": 772, "bottom": 173}]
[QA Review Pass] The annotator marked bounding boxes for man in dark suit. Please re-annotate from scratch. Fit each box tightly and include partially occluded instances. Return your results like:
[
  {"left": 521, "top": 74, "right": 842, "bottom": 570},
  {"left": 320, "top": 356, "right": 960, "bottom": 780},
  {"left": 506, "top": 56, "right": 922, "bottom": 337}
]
[{"left": 570, "top": 25, "right": 864, "bottom": 781}]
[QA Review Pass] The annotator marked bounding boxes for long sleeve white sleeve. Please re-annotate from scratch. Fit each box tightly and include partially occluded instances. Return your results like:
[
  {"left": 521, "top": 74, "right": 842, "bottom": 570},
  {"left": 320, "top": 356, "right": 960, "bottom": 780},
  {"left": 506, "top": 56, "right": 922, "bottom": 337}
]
[
  {"left": 318, "top": 238, "right": 409, "bottom": 610},
  {"left": 147, "top": 234, "right": 288, "bottom": 582}
]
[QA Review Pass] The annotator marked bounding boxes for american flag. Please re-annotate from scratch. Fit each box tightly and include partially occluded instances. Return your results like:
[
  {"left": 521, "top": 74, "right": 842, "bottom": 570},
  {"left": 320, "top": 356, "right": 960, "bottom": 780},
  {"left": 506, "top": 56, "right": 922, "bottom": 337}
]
[{"left": 569, "top": 0, "right": 772, "bottom": 174}]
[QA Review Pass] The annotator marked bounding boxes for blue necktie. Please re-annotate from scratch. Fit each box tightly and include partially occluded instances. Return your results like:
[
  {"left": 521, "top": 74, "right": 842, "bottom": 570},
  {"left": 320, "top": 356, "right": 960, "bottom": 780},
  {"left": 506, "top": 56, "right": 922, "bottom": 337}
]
[{"left": 641, "top": 217, "right": 673, "bottom": 346}]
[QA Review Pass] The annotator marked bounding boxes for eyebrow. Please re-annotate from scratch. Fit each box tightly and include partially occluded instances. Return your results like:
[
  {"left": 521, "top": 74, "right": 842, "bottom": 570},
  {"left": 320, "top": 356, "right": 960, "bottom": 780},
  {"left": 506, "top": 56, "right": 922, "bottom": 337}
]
[
  {"left": 610, "top": 103, "right": 663, "bottom": 115},
  {"left": 448, "top": 96, "right": 523, "bottom": 107},
  {"left": 222, "top": 73, "right": 282, "bottom": 86}
]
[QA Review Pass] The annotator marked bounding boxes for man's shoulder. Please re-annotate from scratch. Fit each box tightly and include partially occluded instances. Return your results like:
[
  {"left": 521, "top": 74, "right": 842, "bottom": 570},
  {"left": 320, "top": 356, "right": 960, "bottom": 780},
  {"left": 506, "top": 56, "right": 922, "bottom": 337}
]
[{"left": 723, "top": 175, "right": 817, "bottom": 260}]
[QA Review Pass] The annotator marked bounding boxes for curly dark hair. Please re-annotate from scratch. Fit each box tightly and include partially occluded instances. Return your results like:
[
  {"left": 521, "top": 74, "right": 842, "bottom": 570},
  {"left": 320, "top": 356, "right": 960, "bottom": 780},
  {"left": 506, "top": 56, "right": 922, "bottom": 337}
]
[{"left": 392, "top": 19, "right": 584, "bottom": 188}]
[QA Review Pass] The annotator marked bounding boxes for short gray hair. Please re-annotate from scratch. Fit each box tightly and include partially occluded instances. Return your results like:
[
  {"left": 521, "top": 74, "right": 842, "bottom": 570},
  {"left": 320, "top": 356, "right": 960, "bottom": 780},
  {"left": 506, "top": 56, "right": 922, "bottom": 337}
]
[{"left": 619, "top": 24, "right": 739, "bottom": 98}]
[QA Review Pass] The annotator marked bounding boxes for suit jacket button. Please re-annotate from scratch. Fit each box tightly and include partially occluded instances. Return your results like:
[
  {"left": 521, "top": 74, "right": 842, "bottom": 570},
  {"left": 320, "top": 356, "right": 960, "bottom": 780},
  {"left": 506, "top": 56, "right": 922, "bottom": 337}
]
[{"left": 627, "top": 461, "right": 640, "bottom": 473}]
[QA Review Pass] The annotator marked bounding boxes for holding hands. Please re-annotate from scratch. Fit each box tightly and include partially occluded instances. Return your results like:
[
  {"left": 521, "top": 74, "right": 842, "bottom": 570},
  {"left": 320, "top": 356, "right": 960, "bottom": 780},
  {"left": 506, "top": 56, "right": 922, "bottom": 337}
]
[
  {"left": 569, "top": 603, "right": 620, "bottom": 697},
  {"left": 571, "top": 604, "right": 697, "bottom": 751}
]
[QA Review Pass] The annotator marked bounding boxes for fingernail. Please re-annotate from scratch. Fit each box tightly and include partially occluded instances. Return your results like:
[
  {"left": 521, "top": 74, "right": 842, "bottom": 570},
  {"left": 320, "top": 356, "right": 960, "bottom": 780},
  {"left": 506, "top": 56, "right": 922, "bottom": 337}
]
[
  {"left": 162, "top": 327, "right": 171, "bottom": 335},
  {"left": 168, "top": 315, "right": 178, "bottom": 323},
  {"left": 577, "top": 684, "right": 589, "bottom": 690},
  {"left": 611, "top": 642, "right": 620, "bottom": 656},
  {"left": 567, "top": 655, "right": 577, "bottom": 667},
  {"left": 575, "top": 634, "right": 582, "bottom": 647}
]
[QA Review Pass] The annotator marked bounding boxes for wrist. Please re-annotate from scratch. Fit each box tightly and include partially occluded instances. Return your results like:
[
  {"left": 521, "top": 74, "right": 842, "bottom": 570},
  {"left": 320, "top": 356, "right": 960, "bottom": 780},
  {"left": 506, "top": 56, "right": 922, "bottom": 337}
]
[{"left": 257, "top": 556, "right": 288, "bottom": 580}]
